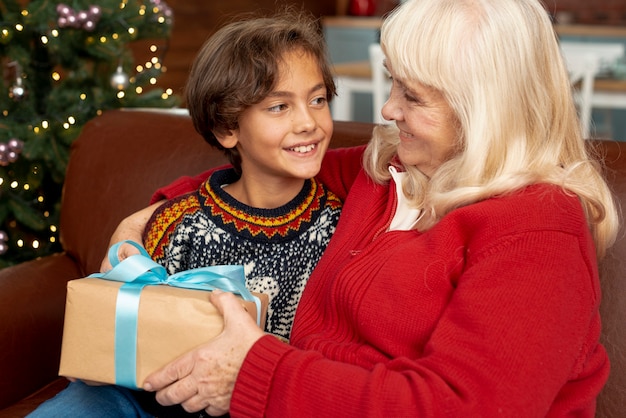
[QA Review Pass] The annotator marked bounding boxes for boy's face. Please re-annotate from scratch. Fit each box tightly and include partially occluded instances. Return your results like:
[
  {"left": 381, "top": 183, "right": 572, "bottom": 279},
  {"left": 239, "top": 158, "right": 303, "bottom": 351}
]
[{"left": 217, "top": 49, "right": 333, "bottom": 192}]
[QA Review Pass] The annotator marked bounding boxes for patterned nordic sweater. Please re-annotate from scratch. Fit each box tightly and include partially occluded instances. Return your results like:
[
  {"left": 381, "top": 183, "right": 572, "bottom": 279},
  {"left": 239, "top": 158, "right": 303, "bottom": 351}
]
[{"left": 143, "top": 168, "right": 342, "bottom": 340}]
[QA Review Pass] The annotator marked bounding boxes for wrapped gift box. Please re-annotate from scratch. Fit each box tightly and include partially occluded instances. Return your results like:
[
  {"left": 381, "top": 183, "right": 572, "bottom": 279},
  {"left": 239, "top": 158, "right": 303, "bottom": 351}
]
[{"left": 59, "top": 277, "right": 268, "bottom": 388}]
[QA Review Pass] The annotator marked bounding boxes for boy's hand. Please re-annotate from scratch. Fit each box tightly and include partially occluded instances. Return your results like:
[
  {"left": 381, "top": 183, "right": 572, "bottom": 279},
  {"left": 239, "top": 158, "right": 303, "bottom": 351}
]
[{"left": 100, "top": 201, "right": 165, "bottom": 272}]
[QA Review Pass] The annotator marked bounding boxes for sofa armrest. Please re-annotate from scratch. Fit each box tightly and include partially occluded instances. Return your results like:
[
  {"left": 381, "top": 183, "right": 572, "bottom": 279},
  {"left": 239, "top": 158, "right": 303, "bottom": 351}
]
[{"left": 0, "top": 253, "right": 81, "bottom": 409}]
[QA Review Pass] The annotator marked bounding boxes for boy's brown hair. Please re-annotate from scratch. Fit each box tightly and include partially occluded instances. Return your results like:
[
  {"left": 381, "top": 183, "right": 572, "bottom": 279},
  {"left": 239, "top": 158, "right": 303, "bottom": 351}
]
[{"left": 185, "top": 10, "right": 337, "bottom": 172}]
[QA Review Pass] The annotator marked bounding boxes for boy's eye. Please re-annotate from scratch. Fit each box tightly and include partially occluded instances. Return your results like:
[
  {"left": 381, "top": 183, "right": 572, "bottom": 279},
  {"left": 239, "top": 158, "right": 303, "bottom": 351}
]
[
  {"left": 268, "top": 104, "right": 288, "bottom": 112},
  {"left": 311, "top": 96, "right": 327, "bottom": 106}
]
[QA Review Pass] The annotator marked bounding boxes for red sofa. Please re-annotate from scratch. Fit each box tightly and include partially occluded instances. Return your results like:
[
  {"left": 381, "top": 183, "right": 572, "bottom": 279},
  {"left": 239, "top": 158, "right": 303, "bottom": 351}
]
[{"left": 0, "top": 109, "right": 624, "bottom": 417}]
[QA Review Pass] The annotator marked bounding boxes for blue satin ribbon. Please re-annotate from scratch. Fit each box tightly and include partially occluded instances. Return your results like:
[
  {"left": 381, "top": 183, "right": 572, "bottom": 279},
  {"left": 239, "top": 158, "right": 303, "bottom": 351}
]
[{"left": 89, "top": 240, "right": 261, "bottom": 389}]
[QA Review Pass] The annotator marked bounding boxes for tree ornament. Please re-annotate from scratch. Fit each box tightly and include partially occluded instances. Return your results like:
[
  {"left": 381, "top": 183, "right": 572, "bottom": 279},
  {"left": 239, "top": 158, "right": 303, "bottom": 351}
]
[
  {"left": 0, "top": 138, "right": 24, "bottom": 166},
  {"left": 6, "top": 61, "right": 26, "bottom": 101},
  {"left": 88, "top": 5, "right": 102, "bottom": 21},
  {"left": 9, "top": 78, "right": 25, "bottom": 101},
  {"left": 110, "top": 66, "right": 130, "bottom": 90},
  {"left": 57, "top": 4, "right": 102, "bottom": 31},
  {"left": 0, "top": 231, "right": 8, "bottom": 255},
  {"left": 7, "top": 61, "right": 27, "bottom": 101},
  {"left": 149, "top": 0, "right": 174, "bottom": 25}
]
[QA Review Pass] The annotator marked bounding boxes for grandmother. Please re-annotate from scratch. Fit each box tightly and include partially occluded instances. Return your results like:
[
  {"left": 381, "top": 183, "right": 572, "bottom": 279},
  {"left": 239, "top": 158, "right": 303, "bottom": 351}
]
[{"left": 127, "top": 0, "right": 619, "bottom": 416}]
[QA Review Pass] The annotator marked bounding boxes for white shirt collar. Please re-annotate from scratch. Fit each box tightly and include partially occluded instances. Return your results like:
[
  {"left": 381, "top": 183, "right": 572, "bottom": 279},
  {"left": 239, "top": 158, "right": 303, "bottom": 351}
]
[{"left": 388, "top": 166, "right": 422, "bottom": 231}]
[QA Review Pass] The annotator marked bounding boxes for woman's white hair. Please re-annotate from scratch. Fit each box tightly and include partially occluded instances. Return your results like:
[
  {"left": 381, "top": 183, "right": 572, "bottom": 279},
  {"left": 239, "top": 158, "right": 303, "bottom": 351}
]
[{"left": 363, "top": 0, "right": 619, "bottom": 257}]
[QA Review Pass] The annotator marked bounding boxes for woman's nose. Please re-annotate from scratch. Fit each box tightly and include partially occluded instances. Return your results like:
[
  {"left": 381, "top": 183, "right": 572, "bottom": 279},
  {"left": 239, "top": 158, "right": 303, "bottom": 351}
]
[{"left": 381, "top": 91, "right": 400, "bottom": 122}]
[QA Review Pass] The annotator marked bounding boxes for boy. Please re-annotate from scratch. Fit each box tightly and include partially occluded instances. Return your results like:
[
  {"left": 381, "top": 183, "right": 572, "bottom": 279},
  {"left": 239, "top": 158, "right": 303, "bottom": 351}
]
[
  {"left": 28, "top": 10, "right": 361, "bottom": 418},
  {"left": 143, "top": 11, "right": 340, "bottom": 341}
]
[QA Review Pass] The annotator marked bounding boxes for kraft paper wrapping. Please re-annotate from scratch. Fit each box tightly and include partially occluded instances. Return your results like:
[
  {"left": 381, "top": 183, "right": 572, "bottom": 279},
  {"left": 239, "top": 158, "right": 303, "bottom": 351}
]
[{"left": 59, "top": 277, "right": 268, "bottom": 387}]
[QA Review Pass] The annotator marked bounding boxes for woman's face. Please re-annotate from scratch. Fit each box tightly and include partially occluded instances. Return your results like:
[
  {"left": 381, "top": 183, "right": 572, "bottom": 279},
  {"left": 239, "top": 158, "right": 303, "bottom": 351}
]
[{"left": 381, "top": 63, "right": 459, "bottom": 178}]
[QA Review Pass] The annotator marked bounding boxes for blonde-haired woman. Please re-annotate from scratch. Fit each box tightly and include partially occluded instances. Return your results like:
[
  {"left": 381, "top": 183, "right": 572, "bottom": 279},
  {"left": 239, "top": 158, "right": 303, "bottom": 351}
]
[{"left": 122, "top": 0, "right": 619, "bottom": 416}]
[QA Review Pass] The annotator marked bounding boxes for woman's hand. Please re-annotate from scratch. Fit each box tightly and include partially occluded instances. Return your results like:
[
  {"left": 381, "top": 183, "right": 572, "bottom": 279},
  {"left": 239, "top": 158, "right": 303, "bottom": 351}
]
[
  {"left": 100, "top": 201, "right": 165, "bottom": 271},
  {"left": 143, "top": 290, "right": 266, "bottom": 416}
]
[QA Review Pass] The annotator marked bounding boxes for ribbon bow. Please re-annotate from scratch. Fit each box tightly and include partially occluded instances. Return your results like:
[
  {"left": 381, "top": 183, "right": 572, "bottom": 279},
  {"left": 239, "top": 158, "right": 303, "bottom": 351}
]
[{"left": 89, "top": 240, "right": 261, "bottom": 388}]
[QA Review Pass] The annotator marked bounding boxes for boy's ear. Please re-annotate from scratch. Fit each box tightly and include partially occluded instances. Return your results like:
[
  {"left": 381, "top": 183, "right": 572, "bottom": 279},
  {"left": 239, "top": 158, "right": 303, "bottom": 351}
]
[{"left": 214, "top": 129, "right": 238, "bottom": 149}]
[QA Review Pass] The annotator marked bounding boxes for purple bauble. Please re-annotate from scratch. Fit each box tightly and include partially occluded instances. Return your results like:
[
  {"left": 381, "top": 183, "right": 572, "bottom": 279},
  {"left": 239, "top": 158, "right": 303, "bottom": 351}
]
[
  {"left": 56, "top": 4, "right": 71, "bottom": 17},
  {"left": 7, "top": 138, "right": 23, "bottom": 152},
  {"left": 88, "top": 5, "right": 102, "bottom": 20},
  {"left": 77, "top": 10, "right": 88, "bottom": 24}
]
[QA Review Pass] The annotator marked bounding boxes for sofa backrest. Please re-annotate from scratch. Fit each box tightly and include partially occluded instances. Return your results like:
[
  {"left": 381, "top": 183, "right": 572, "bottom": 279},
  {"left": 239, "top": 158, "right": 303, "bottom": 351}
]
[
  {"left": 60, "top": 109, "right": 226, "bottom": 276},
  {"left": 60, "top": 108, "right": 626, "bottom": 417}
]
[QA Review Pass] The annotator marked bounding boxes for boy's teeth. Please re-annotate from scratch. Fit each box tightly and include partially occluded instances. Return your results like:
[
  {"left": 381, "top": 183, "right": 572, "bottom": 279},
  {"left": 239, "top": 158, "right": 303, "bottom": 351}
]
[{"left": 291, "top": 144, "right": 316, "bottom": 153}]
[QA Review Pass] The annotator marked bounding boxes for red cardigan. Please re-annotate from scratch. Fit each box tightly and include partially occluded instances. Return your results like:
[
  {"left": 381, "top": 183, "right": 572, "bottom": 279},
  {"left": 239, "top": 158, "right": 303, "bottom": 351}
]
[
  {"left": 233, "top": 172, "right": 607, "bottom": 417},
  {"left": 156, "top": 149, "right": 607, "bottom": 417}
]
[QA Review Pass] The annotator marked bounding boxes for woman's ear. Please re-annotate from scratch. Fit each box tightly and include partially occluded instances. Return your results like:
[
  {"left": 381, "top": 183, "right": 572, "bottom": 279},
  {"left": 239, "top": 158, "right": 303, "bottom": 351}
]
[{"left": 214, "top": 129, "right": 239, "bottom": 149}]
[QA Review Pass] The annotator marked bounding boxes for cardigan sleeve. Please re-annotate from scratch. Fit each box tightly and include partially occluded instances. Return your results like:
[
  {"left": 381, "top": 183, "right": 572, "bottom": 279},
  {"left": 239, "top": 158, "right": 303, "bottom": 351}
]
[
  {"left": 149, "top": 166, "right": 224, "bottom": 203},
  {"left": 315, "top": 145, "right": 366, "bottom": 201}
]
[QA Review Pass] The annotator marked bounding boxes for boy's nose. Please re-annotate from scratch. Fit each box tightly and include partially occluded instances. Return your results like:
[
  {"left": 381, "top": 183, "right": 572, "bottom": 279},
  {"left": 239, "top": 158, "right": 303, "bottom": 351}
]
[{"left": 293, "top": 107, "right": 316, "bottom": 132}]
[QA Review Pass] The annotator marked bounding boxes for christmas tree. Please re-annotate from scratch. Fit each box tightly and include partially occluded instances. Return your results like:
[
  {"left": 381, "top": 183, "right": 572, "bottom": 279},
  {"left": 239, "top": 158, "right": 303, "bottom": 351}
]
[{"left": 0, "top": 0, "right": 179, "bottom": 267}]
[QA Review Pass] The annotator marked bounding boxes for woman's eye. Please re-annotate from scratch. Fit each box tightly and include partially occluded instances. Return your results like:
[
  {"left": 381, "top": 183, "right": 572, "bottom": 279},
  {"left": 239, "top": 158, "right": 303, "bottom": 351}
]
[
  {"left": 403, "top": 89, "right": 422, "bottom": 104},
  {"left": 405, "top": 93, "right": 419, "bottom": 103}
]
